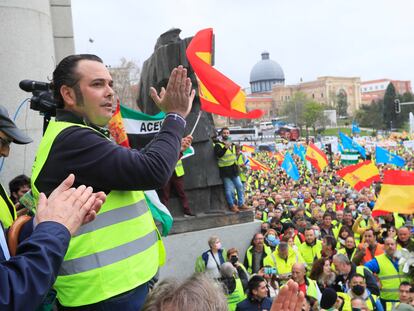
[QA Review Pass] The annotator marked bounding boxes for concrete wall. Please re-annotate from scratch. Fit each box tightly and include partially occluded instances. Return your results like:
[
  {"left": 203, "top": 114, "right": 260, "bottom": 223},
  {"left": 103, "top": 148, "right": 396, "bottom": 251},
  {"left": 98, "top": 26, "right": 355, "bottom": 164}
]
[
  {"left": 50, "top": 0, "right": 75, "bottom": 63},
  {"left": 0, "top": 0, "right": 74, "bottom": 187},
  {"left": 159, "top": 221, "right": 261, "bottom": 280},
  {"left": 0, "top": 0, "right": 55, "bottom": 185}
]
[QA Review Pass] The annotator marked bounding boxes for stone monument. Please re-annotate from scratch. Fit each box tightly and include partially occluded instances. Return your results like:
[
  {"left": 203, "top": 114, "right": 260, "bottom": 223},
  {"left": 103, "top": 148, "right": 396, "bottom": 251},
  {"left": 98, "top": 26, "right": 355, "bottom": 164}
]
[{"left": 137, "top": 29, "right": 253, "bottom": 234}]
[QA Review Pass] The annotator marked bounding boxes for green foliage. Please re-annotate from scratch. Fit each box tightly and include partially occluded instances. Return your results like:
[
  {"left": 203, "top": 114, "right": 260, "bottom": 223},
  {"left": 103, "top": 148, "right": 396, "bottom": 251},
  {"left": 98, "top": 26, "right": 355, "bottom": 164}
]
[
  {"left": 383, "top": 83, "right": 397, "bottom": 129},
  {"left": 303, "top": 101, "right": 326, "bottom": 135},
  {"left": 355, "top": 100, "right": 384, "bottom": 130},
  {"left": 281, "top": 92, "right": 308, "bottom": 130},
  {"left": 336, "top": 91, "right": 348, "bottom": 117}
]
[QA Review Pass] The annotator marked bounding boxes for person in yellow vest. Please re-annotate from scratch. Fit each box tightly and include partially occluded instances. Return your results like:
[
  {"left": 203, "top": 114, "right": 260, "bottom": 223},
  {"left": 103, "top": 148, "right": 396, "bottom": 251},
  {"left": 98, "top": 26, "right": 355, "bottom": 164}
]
[
  {"left": 0, "top": 106, "right": 32, "bottom": 229},
  {"left": 299, "top": 227, "right": 322, "bottom": 267},
  {"left": 31, "top": 55, "right": 194, "bottom": 310},
  {"left": 220, "top": 262, "right": 247, "bottom": 311},
  {"left": 396, "top": 227, "right": 414, "bottom": 250},
  {"left": 347, "top": 273, "right": 384, "bottom": 311},
  {"left": 160, "top": 135, "right": 195, "bottom": 217},
  {"left": 214, "top": 128, "right": 249, "bottom": 213},
  {"left": 235, "top": 145, "right": 248, "bottom": 187},
  {"left": 244, "top": 233, "right": 272, "bottom": 274},
  {"left": 263, "top": 242, "right": 305, "bottom": 284},
  {"left": 364, "top": 238, "right": 410, "bottom": 309},
  {"left": 291, "top": 263, "right": 321, "bottom": 301}
]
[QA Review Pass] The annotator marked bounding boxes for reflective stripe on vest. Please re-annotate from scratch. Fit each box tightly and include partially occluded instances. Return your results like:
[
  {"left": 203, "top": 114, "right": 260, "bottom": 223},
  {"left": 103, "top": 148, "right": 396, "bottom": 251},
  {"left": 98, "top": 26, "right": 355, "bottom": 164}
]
[
  {"left": 31, "top": 120, "right": 165, "bottom": 307},
  {"left": 0, "top": 184, "right": 16, "bottom": 228},
  {"left": 227, "top": 278, "right": 246, "bottom": 311},
  {"left": 375, "top": 254, "right": 407, "bottom": 301},
  {"left": 217, "top": 143, "right": 237, "bottom": 167},
  {"left": 175, "top": 159, "right": 184, "bottom": 177}
]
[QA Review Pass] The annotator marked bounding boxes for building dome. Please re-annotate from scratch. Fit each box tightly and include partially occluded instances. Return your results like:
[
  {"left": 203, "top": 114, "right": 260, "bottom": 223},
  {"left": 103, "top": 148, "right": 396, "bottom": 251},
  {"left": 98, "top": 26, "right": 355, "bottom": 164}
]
[{"left": 249, "top": 51, "right": 285, "bottom": 93}]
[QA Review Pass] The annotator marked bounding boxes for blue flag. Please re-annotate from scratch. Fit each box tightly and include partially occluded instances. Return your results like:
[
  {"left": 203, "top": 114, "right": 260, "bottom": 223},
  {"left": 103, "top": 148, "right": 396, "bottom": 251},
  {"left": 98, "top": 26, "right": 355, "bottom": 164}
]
[
  {"left": 375, "top": 146, "right": 405, "bottom": 167},
  {"left": 352, "top": 122, "right": 361, "bottom": 134},
  {"left": 339, "top": 132, "right": 366, "bottom": 158},
  {"left": 281, "top": 152, "right": 300, "bottom": 181}
]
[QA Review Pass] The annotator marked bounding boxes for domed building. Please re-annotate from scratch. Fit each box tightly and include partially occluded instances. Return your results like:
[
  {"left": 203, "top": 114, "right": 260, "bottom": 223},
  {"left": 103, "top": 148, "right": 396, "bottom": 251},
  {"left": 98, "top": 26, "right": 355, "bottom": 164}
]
[{"left": 250, "top": 51, "right": 285, "bottom": 93}]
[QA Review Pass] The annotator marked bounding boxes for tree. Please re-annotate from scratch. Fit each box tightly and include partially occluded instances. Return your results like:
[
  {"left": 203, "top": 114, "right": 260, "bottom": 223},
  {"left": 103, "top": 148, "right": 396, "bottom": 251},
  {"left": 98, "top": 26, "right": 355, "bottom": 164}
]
[
  {"left": 303, "top": 101, "right": 325, "bottom": 136},
  {"left": 108, "top": 58, "right": 140, "bottom": 108},
  {"left": 383, "top": 82, "right": 397, "bottom": 130},
  {"left": 354, "top": 100, "right": 384, "bottom": 130},
  {"left": 336, "top": 90, "right": 348, "bottom": 117},
  {"left": 281, "top": 92, "right": 307, "bottom": 130}
]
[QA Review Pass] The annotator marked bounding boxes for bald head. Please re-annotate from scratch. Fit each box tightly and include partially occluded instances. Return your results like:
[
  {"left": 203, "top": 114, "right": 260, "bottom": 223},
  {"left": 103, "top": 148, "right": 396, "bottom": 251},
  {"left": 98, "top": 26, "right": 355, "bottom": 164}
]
[{"left": 291, "top": 263, "right": 306, "bottom": 284}]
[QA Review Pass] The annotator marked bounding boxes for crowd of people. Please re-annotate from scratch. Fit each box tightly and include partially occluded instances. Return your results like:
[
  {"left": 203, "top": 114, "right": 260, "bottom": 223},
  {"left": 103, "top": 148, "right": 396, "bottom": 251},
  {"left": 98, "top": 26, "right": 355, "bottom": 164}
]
[{"left": 195, "top": 128, "right": 414, "bottom": 311}]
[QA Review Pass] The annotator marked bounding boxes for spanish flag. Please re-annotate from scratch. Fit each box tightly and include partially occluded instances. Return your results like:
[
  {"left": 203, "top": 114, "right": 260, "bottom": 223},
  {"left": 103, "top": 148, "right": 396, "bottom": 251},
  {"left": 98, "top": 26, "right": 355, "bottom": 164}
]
[
  {"left": 242, "top": 145, "right": 255, "bottom": 153},
  {"left": 305, "top": 143, "right": 328, "bottom": 172},
  {"left": 108, "top": 99, "right": 130, "bottom": 148},
  {"left": 274, "top": 152, "right": 284, "bottom": 165},
  {"left": 336, "top": 161, "right": 380, "bottom": 191},
  {"left": 372, "top": 170, "right": 414, "bottom": 216},
  {"left": 248, "top": 157, "right": 271, "bottom": 172},
  {"left": 186, "top": 28, "right": 263, "bottom": 119}
]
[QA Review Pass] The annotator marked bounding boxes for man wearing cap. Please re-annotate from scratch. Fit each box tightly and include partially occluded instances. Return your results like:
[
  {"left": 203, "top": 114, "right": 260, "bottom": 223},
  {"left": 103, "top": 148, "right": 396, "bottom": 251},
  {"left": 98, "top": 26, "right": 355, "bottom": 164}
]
[
  {"left": 0, "top": 105, "right": 105, "bottom": 311},
  {"left": 0, "top": 105, "right": 33, "bottom": 229}
]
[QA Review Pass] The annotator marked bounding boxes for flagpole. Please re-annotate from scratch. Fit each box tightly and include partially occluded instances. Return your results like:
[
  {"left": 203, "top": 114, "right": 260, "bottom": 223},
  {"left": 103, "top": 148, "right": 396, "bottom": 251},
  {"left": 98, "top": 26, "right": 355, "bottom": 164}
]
[{"left": 189, "top": 111, "right": 202, "bottom": 136}]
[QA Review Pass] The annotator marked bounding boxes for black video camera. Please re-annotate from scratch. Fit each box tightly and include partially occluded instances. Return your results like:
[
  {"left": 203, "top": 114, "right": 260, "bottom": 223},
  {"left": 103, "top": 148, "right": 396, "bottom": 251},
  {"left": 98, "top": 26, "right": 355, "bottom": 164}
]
[{"left": 19, "top": 80, "right": 57, "bottom": 117}]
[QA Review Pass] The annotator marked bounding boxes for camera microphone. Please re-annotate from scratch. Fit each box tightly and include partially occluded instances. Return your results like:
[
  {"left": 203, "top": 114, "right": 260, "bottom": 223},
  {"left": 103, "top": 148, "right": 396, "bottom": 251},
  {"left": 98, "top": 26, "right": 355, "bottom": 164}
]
[{"left": 19, "top": 80, "right": 50, "bottom": 92}]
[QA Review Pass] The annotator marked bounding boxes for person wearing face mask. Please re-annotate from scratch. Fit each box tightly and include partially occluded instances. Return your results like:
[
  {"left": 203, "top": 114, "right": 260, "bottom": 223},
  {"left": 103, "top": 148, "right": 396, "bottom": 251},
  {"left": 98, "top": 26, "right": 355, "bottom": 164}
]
[
  {"left": 195, "top": 236, "right": 226, "bottom": 278},
  {"left": 264, "top": 229, "right": 280, "bottom": 251},
  {"left": 226, "top": 248, "right": 249, "bottom": 290},
  {"left": 299, "top": 227, "right": 323, "bottom": 267},
  {"left": 347, "top": 274, "right": 384, "bottom": 311},
  {"left": 260, "top": 222, "right": 270, "bottom": 235},
  {"left": 332, "top": 254, "right": 379, "bottom": 296}
]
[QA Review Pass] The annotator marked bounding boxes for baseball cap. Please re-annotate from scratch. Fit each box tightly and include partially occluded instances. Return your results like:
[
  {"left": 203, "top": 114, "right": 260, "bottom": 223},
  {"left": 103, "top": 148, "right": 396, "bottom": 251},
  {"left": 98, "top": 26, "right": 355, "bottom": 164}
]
[{"left": 0, "top": 105, "right": 32, "bottom": 144}]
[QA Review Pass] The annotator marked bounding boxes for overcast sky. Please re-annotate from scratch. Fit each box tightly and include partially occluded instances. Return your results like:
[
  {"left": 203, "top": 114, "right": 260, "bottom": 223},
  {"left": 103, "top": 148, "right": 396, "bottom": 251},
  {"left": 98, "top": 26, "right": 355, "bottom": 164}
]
[{"left": 71, "top": 0, "right": 414, "bottom": 89}]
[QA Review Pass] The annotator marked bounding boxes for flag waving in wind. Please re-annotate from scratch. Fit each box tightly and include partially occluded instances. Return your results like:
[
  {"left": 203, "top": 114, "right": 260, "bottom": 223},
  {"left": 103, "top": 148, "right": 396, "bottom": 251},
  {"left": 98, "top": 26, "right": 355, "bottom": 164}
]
[
  {"left": 375, "top": 146, "right": 405, "bottom": 167},
  {"left": 336, "top": 161, "right": 380, "bottom": 191},
  {"left": 339, "top": 132, "right": 366, "bottom": 158},
  {"left": 372, "top": 170, "right": 414, "bottom": 216},
  {"left": 306, "top": 143, "right": 328, "bottom": 172},
  {"left": 248, "top": 156, "right": 270, "bottom": 171},
  {"left": 186, "top": 28, "right": 263, "bottom": 119},
  {"left": 281, "top": 153, "right": 300, "bottom": 181}
]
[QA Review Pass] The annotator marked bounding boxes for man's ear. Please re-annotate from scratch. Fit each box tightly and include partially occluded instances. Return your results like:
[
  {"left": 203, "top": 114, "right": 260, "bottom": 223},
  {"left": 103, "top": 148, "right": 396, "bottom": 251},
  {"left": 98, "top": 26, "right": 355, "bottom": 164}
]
[{"left": 60, "top": 85, "right": 76, "bottom": 107}]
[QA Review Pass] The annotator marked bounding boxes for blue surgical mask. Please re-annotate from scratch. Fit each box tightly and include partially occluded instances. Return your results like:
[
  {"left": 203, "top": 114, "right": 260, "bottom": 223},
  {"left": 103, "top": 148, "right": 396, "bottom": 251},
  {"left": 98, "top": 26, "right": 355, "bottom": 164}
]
[
  {"left": 314, "top": 230, "right": 321, "bottom": 238},
  {"left": 266, "top": 235, "right": 280, "bottom": 247},
  {"left": 316, "top": 199, "right": 322, "bottom": 204}
]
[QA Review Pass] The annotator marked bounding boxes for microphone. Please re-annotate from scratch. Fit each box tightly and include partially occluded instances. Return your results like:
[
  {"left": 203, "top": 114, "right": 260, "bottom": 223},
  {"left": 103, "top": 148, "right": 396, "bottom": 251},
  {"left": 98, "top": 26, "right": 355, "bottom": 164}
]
[{"left": 19, "top": 80, "right": 50, "bottom": 92}]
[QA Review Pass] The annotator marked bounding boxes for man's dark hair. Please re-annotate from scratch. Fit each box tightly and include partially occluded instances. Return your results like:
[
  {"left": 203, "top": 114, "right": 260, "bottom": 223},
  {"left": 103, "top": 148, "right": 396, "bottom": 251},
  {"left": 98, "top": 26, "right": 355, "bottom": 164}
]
[
  {"left": 323, "top": 212, "right": 333, "bottom": 219},
  {"left": 220, "top": 127, "right": 229, "bottom": 135},
  {"left": 247, "top": 275, "right": 265, "bottom": 297},
  {"left": 350, "top": 273, "right": 365, "bottom": 281},
  {"left": 9, "top": 174, "right": 30, "bottom": 195},
  {"left": 323, "top": 235, "right": 337, "bottom": 250},
  {"left": 399, "top": 281, "right": 411, "bottom": 289},
  {"left": 52, "top": 54, "right": 103, "bottom": 108}
]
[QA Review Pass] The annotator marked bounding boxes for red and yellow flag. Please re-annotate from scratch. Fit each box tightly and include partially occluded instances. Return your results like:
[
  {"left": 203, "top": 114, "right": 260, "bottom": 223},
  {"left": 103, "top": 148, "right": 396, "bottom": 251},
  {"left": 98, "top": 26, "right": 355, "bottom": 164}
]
[
  {"left": 248, "top": 157, "right": 270, "bottom": 171},
  {"left": 336, "top": 161, "right": 380, "bottom": 191},
  {"left": 186, "top": 28, "right": 263, "bottom": 119},
  {"left": 108, "top": 99, "right": 130, "bottom": 148},
  {"left": 242, "top": 145, "right": 255, "bottom": 153},
  {"left": 305, "top": 143, "right": 328, "bottom": 172},
  {"left": 372, "top": 170, "right": 414, "bottom": 216},
  {"left": 274, "top": 152, "right": 284, "bottom": 165}
]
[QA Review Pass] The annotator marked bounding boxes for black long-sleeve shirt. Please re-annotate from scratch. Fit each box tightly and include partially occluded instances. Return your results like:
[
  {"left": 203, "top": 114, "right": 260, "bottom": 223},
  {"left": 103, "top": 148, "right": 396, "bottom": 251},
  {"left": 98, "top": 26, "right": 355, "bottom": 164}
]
[{"left": 35, "top": 109, "right": 185, "bottom": 195}]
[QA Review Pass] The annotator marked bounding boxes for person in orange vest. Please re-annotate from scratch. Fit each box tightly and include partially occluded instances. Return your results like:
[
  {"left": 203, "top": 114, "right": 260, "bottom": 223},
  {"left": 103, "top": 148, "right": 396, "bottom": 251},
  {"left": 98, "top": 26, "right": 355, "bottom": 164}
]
[
  {"left": 160, "top": 135, "right": 195, "bottom": 217},
  {"left": 353, "top": 229, "right": 384, "bottom": 265}
]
